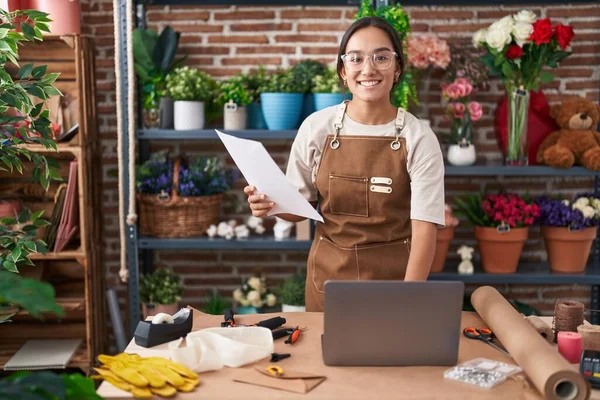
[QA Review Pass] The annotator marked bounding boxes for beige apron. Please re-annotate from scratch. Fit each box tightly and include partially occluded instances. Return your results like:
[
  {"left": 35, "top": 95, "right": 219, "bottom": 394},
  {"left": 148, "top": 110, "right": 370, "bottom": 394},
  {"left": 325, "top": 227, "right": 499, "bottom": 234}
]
[{"left": 306, "top": 102, "right": 412, "bottom": 312}]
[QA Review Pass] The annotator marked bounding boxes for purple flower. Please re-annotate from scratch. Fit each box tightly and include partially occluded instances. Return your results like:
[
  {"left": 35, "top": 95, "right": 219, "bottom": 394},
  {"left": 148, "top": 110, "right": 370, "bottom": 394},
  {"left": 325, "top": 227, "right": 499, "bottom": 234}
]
[{"left": 535, "top": 195, "right": 600, "bottom": 230}]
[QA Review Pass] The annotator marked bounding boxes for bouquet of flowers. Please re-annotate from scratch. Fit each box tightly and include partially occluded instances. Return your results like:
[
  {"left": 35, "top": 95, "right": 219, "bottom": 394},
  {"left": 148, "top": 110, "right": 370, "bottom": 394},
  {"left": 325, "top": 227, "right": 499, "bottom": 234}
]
[
  {"left": 444, "top": 203, "right": 460, "bottom": 228},
  {"left": 441, "top": 77, "right": 483, "bottom": 146},
  {"left": 233, "top": 275, "right": 277, "bottom": 309},
  {"left": 535, "top": 194, "right": 600, "bottom": 230},
  {"left": 455, "top": 192, "right": 540, "bottom": 228},
  {"left": 406, "top": 34, "right": 450, "bottom": 109},
  {"left": 473, "top": 10, "right": 574, "bottom": 165}
]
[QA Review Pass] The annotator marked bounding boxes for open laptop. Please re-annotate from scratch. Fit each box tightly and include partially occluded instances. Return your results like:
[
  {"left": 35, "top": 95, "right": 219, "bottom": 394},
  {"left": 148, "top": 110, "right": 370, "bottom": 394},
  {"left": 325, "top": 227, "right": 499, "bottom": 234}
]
[{"left": 321, "top": 280, "right": 465, "bottom": 366}]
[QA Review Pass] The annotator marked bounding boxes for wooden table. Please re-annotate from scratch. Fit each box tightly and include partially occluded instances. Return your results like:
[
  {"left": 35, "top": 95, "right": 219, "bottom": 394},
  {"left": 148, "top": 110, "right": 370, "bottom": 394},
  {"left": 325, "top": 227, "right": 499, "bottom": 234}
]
[{"left": 98, "top": 311, "right": 599, "bottom": 399}]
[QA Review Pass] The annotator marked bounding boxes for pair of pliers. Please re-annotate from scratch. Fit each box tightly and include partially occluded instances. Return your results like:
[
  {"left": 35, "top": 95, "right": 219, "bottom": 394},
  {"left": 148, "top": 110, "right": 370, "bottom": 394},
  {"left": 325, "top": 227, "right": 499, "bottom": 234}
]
[{"left": 272, "top": 326, "right": 307, "bottom": 344}]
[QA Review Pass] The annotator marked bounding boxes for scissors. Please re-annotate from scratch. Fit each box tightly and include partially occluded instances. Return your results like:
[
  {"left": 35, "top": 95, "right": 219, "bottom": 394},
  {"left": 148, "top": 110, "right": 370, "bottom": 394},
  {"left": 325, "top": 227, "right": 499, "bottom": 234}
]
[{"left": 463, "top": 327, "right": 511, "bottom": 358}]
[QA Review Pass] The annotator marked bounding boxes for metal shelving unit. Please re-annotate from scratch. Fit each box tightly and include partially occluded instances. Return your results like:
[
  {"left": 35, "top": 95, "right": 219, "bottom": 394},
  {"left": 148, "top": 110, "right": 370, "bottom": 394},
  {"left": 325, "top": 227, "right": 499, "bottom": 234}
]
[{"left": 119, "top": 0, "right": 600, "bottom": 333}]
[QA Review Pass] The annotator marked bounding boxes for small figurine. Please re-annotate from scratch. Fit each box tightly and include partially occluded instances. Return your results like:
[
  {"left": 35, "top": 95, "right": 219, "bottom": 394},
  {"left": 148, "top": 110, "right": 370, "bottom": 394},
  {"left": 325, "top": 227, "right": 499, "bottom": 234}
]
[
  {"left": 457, "top": 245, "right": 474, "bottom": 275},
  {"left": 273, "top": 217, "right": 294, "bottom": 240}
]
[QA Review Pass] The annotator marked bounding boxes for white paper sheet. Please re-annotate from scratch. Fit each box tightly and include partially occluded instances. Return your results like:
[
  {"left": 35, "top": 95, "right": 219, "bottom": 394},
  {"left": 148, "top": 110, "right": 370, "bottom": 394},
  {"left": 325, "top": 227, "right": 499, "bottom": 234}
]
[{"left": 216, "top": 130, "right": 323, "bottom": 222}]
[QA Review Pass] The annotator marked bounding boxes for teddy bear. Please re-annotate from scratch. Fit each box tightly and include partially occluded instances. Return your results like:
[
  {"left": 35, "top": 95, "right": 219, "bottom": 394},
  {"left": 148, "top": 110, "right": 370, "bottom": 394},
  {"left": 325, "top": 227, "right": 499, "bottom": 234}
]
[{"left": 536, "top": 96, "right": 600, "bottom": 170}]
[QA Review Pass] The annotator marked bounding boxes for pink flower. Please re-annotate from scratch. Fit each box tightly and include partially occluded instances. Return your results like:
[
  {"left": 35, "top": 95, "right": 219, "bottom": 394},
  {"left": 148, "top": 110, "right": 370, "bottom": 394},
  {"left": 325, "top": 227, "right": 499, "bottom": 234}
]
[
  {"left": 406, "top": 34, "right": 450, "bottom": 70},
  {"left": 468, "top": 101, "right": 483, "bottom": 121},
  {"left": 453, "top": 103, "right": 465, "bottom": 119}
]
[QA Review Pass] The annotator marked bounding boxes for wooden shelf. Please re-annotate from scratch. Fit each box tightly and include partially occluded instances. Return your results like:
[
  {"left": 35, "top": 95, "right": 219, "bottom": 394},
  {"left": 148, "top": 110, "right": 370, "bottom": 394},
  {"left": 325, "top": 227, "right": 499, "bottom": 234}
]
[
  {"left": 29, "top": 250, "right": 86, "bottom": 261},
  {"left": 21, "top": 143, "right": 82, "bottom": 155},
  {"left": 0, "top": 339, "right": 88, "bottom": 371},
  {"left": 14, "top": 296, "right": 85, "bottom": 321}
]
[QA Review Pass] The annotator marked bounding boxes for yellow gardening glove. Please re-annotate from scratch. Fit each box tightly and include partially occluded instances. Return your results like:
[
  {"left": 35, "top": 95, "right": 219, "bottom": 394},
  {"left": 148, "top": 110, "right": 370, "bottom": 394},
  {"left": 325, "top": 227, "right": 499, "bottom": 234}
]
[{"left": 93, "top": 353, "right": 200, "bottom": 398}]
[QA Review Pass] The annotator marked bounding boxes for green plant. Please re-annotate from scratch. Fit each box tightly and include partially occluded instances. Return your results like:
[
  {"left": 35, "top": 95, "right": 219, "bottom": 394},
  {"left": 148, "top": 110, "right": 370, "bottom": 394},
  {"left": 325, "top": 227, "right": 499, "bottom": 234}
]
[
  {"left": 133, "top": 26, "right": 184, "bottom": 109},
  {"left": 290, "top": 60, "right": 327, "bottom": 94},
  {"left": 165, "top": 66, "right": 216, "bottom": 102},
  {"left": 355, "top": 0, "right": 415, "bottom": 109},
  {"left": 217, "top": 75, "right": 252, "bottom": 107},
  {"left": 239, "top": 66, "right": 268, "bottom": 103},
  {"left": 280, "top": 274, "right": 305, "bottom": 306},
  {"left": 0, "top": 370, "right": 101, "bottom": 399},
  {"left": 312, "top": 67, "right": 342, "bottom": 94},
  {"left": 258, "top": 69, "right": 304, "bottom": 94},
  {"left": 140, "top": 268, "right": 183, "bottom": 305},
  {"left": 1, "top": 208, "right": 50, "bottom": 272},
  {"left": 203, "top": 291, "right": 231, "bottom": 315}
]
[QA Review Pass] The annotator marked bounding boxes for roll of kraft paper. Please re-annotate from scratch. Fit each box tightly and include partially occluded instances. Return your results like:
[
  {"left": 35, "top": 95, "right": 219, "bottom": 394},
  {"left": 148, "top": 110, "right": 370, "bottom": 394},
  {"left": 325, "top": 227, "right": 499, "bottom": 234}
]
[{"left": 471, "top": 286, "right": 590, "bottom": 400}]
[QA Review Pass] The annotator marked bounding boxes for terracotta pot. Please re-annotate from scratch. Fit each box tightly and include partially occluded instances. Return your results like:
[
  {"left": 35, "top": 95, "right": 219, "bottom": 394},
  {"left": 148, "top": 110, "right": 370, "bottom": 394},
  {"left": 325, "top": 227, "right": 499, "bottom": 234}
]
[
  {"left": 24, "top": 0, "right": 81, "bottom": 35},
  {"left": 431, "top": 226, "right": 455, "bottom": 273},
  {"left": 474, "top": 226, "right": 529, "bottom": 274},
  {"left": 0, "top": 199, "right": 20, "bottom": 219},
  {"left": 542, "top": 226, "right": 597, "bottom": 274},
  {"left": 142, "top": 302, "right": 179, "bottom": 319}
]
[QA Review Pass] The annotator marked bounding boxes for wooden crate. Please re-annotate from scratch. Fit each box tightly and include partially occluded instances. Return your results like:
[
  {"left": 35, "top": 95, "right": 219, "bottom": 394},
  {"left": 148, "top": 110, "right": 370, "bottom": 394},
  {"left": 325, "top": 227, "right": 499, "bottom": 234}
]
[{"left": 0, "top": 35, "right": 104, "bottom": 374}]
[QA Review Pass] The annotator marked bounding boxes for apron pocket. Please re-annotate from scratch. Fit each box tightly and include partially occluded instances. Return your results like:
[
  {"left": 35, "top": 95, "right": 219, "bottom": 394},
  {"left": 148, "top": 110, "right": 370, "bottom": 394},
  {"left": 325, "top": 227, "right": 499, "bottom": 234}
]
[
  {"left": 356, "top": 238, "right": 410, "bottom": 281},
  {"left": 328, "top": 174, "right": 369, "bottom": 217},
  {"left": 310, "top": 236, "right": 358, "bottom": 294}
]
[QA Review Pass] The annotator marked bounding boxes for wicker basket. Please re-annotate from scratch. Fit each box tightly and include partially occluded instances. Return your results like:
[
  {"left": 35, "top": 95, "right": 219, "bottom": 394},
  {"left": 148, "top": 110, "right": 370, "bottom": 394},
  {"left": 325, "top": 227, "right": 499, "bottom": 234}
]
[{"left": 137, "top": 158, "right": 224, "bottom": 238}]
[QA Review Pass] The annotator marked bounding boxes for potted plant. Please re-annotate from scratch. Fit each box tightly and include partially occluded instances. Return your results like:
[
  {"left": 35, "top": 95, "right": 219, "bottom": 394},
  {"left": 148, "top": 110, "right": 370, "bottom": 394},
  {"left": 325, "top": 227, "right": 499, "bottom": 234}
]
[
  {"left": 454, "top": 193, "right": 539, "bottom": 273},
  {"left": 474, "top": 10, "right": 574, "bottom": 165},
  {"left": 431, "top": 204, "right": 460, "bottom": 273},
  {"left": 280, "top": 274, "right": 306, "bottom": 312},
  {"left": 166, "top": 66, "right": 216, "bottom": 130},
  {"left": 133, "top": 26, "right": 184, "bottom": 129},
  {"left": 240, "top": 66, "right": 268, "bottom": 129},
  {"left": 535, "top": 194, "right": 600, "bottom": 273},
  {"left": 289, "top": 60, "right": 327, "bottom": 120},
  {"left": 259, "top": 69, "right": 304, "bottom": 130},
  {"left": 140, "top": 268, "right": 183, "bottom": 318},
  {"left": 203, "top": 290, "right": 231, "bottom": 315},
  {"left": 217, "top": 75, "right": 252, "bottom": 130},
  {"left": 0, "top": 370, "right": 101, "bottom": 399},
  {"left": 232, "top": 274, "right": 277, "bottom": 314},
  {"left": 312, "top": 67, "right": 348, "bottom": 111}
]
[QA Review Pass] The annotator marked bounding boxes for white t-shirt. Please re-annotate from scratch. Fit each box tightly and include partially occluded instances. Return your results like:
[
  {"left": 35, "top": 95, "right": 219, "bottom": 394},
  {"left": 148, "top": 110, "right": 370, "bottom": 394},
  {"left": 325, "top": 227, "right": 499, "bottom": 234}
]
[{"left": 285, "top": 104, "right": 446, "bottom": 227}]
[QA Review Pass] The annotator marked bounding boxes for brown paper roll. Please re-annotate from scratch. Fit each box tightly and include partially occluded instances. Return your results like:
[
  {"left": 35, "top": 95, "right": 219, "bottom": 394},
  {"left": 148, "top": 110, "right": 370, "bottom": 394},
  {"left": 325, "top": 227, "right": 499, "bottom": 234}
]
[
  {"left": 526, "top": 315, "right": 554, "bottom": 344},
  {"left": 577, "top": 325, "right": 600, "bottom": 351},
  {"left": 471, "top": 286, "right": 590, "bottom": 400}
]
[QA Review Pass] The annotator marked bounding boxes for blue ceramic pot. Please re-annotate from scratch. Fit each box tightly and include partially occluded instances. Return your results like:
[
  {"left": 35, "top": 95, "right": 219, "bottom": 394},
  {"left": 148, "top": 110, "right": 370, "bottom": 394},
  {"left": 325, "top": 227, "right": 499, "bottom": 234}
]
[
  {"left": 313, "top": 93, "right": 348, "bottom": 111},
  {"left": 301, "top": 93, "right": 315, "bottom": 120},
  {"left": 236, "top": 306, "right": 258, "bottom": 314},
  {"left": 247, "top": 101, "right": 267, "bottom": 130},
  {"left": 260, "top": 93, "right": 304, "bottom": 130}
]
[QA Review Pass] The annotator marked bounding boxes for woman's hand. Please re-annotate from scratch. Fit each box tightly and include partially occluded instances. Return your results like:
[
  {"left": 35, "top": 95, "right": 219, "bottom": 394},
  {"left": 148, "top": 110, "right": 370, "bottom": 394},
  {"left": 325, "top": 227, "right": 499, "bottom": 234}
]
[{"left": 244, "top": 185, "right": 275, "bottom": 218}]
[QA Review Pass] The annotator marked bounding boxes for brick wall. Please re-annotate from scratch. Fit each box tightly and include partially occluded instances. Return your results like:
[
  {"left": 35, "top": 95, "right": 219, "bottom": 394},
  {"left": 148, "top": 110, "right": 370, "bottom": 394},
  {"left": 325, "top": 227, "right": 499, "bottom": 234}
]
[{"left": 80, "top": 2, "right": 600, "bottom": 337}]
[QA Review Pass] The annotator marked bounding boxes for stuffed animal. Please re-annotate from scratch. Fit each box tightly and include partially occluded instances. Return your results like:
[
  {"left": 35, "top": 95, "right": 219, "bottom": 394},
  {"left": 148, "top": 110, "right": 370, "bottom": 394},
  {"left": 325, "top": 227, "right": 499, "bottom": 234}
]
[
  {"left": 536, "top": 96, "right": 600, "bottom": 170},
  {"left": 457, "top": 245, "right": 474, "bottom": 275}
]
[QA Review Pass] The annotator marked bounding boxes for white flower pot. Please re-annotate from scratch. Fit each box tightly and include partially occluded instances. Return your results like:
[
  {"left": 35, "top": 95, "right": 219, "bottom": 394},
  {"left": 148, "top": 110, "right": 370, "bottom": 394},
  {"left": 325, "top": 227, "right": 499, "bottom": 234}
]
[
  {"left": 447, "top": 144, "right": 476, "bottom": 166},
  {"left": 174, "top": 101, "right": 205, "bottom": 130},
  {"left": 282, "top": 304, "right": 306, "bottom": 312},
  {"left": 223, "top": 101, "right": 247, "bottom": 130}
]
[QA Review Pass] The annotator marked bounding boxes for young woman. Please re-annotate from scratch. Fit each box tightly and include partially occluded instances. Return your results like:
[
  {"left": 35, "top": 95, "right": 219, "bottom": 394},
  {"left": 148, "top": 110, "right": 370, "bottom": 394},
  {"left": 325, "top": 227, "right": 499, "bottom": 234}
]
[{"left": 244, "top": 16, "right": 445, "bottom": 312}]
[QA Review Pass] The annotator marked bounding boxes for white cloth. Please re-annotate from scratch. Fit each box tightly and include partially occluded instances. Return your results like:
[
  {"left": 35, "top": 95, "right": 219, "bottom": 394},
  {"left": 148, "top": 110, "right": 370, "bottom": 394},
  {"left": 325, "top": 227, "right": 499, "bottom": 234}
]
[{"left": 286, "top": 104, "right": 446, "bottom": 226}]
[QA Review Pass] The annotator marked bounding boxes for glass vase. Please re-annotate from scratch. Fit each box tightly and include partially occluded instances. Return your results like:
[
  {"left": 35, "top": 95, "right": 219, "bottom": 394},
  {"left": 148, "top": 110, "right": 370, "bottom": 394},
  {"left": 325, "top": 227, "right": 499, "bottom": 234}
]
[{"left": 506, "top": 87, "right": 530, "bottom": 166}]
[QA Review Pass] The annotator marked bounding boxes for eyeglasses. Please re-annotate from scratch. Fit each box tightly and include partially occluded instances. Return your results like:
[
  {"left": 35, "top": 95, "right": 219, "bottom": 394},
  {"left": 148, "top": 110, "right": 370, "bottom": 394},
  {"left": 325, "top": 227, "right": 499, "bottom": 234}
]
[{"left": 340, "top": 50, "right": 398, "bottom": 71}]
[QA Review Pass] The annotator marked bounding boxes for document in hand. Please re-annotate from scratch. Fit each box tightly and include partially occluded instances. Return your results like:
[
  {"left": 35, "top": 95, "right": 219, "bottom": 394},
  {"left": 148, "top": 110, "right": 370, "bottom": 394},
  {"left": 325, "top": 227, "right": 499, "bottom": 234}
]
[{"left": 216, "top": 130, "right": 324, "bottom": 223}]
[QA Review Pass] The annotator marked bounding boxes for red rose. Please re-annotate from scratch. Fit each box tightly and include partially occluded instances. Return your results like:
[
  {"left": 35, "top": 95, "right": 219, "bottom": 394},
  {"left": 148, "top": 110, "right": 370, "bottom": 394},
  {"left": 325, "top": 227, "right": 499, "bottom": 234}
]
[
  {"left": 530, "top": 18, "right": 553, "bottom": 45},
  {"left": 505, "top": 44, "right": 523, "bottom": 59},
  {"left": 554, "top": 24, "right": 574, "bottom": 49}
]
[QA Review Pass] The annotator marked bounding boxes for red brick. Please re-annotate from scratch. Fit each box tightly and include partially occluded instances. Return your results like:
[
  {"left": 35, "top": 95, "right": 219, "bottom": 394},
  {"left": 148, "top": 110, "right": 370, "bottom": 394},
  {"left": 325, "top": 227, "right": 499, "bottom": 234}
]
[
  {"left": 208, "top": 35, "right": 269, "bottom": 44},
  {"left": 410, "top": 11, "right": 474, "bottom": 20},
  {"left": 275, "top": 34, "right": 338, "bottom": 43},
  {"left": 572, "top": 44, "right": 600, "bottom": 54},
  {"left": 221, "top": 57, "right": 282, "bottom": 66},
  {"left": 95, "top": 25, "right": 116, "bottom": 36},
  {"left": 573, "top": 32, "right": 600, "bottom": 43},
  {"left": 237, "top": 46, "right": 296, "bottom": 54},
  {"left": 84, "top": 14, "right": 114, "bottom": 25},
  {"left": 298, "top": 23, "right": 350, "bottom": 32},
  {"left": 431, "top": 22, "right": 489, "bottom": 33},
  {"left": 169, "top": 24, "right": 223, "bottom": 33},
  {"left": 183, "top": 288, "right": 210, "bottom": 297},
  {"left": 214, "top": 11, "right": 275, "bottom": 20},
  {"left": 566, "top": 81, "right": 599, "bottom": 90},
  {"left": 186, "top": 58, "right": 216, "bottom": 66},
  {"left": 302, "top": 46, "right": 339, "bottom": 55},
  {"left": 547, "top": 7, "right": 600, "bottom": 17},
  {"left": 345, "top": 10, "right": 357, "bottom": 20},
  {"left": 181, "top": 46, "right": 230, "bottom": 55},
  {"left": 231, "top": 23, "right": 292, "bottom": 32},
  {"left": 553, "top": 68, "right": 594, "bottom": 78},
  {"left": 149, "top": 11, "right": 209, "bottom": 21},
  {"left": 570, "top": 21, "right": 600, "bottom": 30},
  {"left": 157, "top": 252, "right": 218, "bottom": 262},
  {"left": 222, "top": 253, "right": 282, "bottom": 262},
  {"left": 238, "top": 266, "right": 298, "bottom": 274},
  {"left": 560, "top": 55, "right": 600, "bottom": 67},
  {"left": 477, "top": 9, "right": 541, "bottom": 19},
  {"left": 281, "top": 10, "right": 341, "bottom": 19},
  {"left": 177, "top": 266, "right": 233, "bottom": 275},
  {"left": 410, "top": 23, "right": 429, "bottom": 33}
]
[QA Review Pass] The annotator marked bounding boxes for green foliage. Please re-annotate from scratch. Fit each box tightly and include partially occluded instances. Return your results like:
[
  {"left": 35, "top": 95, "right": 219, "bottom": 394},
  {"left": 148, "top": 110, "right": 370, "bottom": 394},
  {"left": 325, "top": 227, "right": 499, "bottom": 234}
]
[
  {"left": 453, "top": 193, "right": 488, "bottom": 227},
  {"left": 216, "top": 75, "right": 252, "bottom": 107},
  {"left": 258, "top": 69, "right": 304, "bottom": 94},
  {"left": 0, "top": 208, "right": 50, "bottom": 272},
  {"left": 289, "top": 60, "right": 327, "bottom": 94},
  {"left": 239, "top": 66, "right": 268, "bottom": 103},
  {"left": 140, "top": 268, "right": 183, "bottom": 305},
  {"left": 0, "top": 271, "right": 64, "bottom": 322},
  {"left": 165, "top": 66, "right": 217, "bottom": 102},
  {"left": 355, "top": 0, "right": 414, "bottom": 108},
  {"left": 312, "top": 67, "right": 342, "bottom": 94},
  {"left": 0, "top": 370, "right": 101, "bottom": 400},
  {"left": 133, "top": 26, "right": 185, "bottom": 109},
  {"left": 203, "top": 291, "right": 231, "bottom": 315},
  {"left": 280, "top": 275, "right": 305, "bottom": 306}
]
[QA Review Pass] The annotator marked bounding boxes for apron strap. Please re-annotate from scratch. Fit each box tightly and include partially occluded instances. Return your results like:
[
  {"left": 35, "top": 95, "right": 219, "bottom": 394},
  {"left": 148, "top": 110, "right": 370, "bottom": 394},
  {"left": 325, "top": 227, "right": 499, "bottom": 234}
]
[
  {"left": 330, "top": 101, "right": 348, "bottom": 150},
  {"left": 391, "top": 108, "right": 405, "bottom": 151}
]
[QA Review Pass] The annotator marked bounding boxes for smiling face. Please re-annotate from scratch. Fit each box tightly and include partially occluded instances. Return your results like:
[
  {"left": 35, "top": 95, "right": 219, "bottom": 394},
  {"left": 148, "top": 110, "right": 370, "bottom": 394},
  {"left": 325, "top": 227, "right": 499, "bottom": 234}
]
[{"left": 339, "top": 26, "right": 401, "bottom": 104}]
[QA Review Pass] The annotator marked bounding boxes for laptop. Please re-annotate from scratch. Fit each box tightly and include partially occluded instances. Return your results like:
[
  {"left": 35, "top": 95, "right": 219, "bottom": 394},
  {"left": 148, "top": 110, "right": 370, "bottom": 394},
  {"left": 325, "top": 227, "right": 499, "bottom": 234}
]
[{"left": 321, "top": 280, "right": 465, "bottom": 366}]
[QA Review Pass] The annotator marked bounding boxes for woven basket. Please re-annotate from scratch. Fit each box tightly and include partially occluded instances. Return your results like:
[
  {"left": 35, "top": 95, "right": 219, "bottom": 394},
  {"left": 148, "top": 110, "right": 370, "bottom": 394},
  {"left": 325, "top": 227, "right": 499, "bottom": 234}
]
[{"left": 137, "top": 158, "right": 224, "bottom": 238}]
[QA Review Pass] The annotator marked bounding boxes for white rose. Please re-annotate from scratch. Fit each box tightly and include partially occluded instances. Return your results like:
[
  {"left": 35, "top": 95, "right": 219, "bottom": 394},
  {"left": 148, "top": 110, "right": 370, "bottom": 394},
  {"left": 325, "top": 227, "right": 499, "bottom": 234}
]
[
  {"left": 494, "top": 15, "right": 515, "bottom": 32},
  {"left": 251, "top": 298, "right": 263, "bottom": 309},
  {"left": 575, "top": 197, "right": 590, "bottom": 208},
  {"left": 233, "top": 288, "right": 243, "bottom": 302},
  {"left": 246, "top": 290, "right": 260, "bottom": 303},
  {"left": 266, "top": 293, "right": 277, "bottom": 307},
  {"left": 239, "top": 298, "right": 250, "bottom": 307},
  {"left": 562, "top": 200, "right": 570, "bottom": 207},
  {"left": 593, "top": 199, "right": 600, "bottom": 210},
  {"left": 512, "top": 22, "right": 533, "bottom": 46},
  {"left": 473, "top": 28, "right": 487, "bottom": 48},
  {"left": 573, "top": 203, "right": 585, "bottom": 213},
  {"left": 513, "top": 10, "right": 537, "bottom": 24},
  {"left": 583, "top": 206, "right": 596, "bottom": 219},
  {"left": 247, "top": 277, "right": 262, "bottom": 291},
  {"left": 485, "top": 25, "right": 512, "bottom": 52}
]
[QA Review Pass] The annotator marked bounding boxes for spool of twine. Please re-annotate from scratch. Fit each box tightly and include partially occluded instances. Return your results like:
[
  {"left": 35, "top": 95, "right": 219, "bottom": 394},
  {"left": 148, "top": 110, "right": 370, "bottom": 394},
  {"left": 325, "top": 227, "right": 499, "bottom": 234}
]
[
  {"left": 553, "top": 299, "right": 585, "bottom": 342},
  {"left": 577, "top": 324, "right": 600, "bottom": 351}
]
